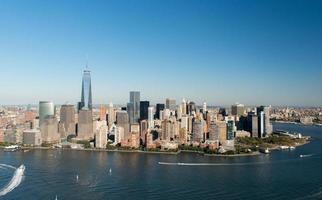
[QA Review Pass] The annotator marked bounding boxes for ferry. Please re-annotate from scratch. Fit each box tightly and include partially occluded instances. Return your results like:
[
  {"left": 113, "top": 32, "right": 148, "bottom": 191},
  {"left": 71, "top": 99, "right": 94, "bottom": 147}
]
[{"left": 4, "top": 145, "right": 21, "bottom": 152}]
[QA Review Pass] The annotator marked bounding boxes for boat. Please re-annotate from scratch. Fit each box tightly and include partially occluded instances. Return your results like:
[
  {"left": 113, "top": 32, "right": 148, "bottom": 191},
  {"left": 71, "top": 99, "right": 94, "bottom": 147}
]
[
  {"left": 259, "top": 148, "right": 270, "bottom": 154},
  {"left": 300, "top": 154, "right": 312, "bottom": 158},
  {"left": 279, "top": 146, "right": 289, "bottom": 150},
  {"left": 289, "top": 146, "right": 296, "bottom": 150},
  {"left": 4, "top": 145, "right": 21, "bottom": 152}
]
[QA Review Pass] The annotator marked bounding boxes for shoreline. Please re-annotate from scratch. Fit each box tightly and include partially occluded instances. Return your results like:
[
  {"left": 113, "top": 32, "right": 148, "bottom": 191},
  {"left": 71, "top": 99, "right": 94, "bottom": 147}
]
[
  {"left": 273, "top": 120, "right": 322, "bottom": 127},
  {"left": 0, "top": 146, "right": 263, "bottom": 157}
]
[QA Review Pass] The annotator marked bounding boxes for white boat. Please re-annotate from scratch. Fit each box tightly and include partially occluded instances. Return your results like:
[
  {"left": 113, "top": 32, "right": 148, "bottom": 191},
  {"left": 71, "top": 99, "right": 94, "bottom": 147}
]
[
  {"left": 4, "top": 145, "right": 21, "bottom": 152},
  {"left": 289, "top": 146, "right": 296, "bottom": 150},
  {"left": 280, "top": 146, "right": 289, "bottom": 150}
]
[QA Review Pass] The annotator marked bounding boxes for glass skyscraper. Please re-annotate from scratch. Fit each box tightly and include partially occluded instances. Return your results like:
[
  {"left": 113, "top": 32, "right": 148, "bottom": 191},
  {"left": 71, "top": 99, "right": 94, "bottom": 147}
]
[
  {"left": 128, "top": 91, "right": 140, "bottom": 124},
  {"left": 80, "top": 70, "right": 92, "bottom": 110}
]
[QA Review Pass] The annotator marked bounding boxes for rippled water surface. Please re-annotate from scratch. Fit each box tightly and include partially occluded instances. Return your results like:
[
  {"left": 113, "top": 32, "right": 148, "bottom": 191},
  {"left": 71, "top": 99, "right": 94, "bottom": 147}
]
[{"left": 1, "top": 123, "right": 322, "bottom": 200}]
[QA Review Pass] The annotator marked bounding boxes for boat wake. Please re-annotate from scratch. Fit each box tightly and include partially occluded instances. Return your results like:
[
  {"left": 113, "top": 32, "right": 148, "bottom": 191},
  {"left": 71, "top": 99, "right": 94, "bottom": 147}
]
[{"left": 0, "top": 164, "right": 25, "bottom": 197}]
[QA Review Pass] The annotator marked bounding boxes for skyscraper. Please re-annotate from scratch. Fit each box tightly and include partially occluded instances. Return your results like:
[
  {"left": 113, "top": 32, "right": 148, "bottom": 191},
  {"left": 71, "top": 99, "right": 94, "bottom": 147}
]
[
  {"left": 116, "top": 111, "right": 130, "bottom": 139},
  {"left": 39, "top": 101, "right": 55, "bottom": 127},
  {"left": 128, "top": 91, "right": 140, "bottom": 124},
  {"left": 232, "top": 103, "right": 245, "bottom": 116},
  {"left": 59, "top": 104, "right": 75, "bottom": 137},
  {"left": 77, "top": 109, "right": 94, "bottom": 140},
  {"left": 140, "top": 101, "right": 149, "bottom": 120},
  {"left": 80, "top": 69, "right": 92, "bottom": 110},
  {"left": 148, "top": 106, "right": 154, "bottom": 129},
  {"left": 155, "top": 103, "right": 165, "bottom": 119}
]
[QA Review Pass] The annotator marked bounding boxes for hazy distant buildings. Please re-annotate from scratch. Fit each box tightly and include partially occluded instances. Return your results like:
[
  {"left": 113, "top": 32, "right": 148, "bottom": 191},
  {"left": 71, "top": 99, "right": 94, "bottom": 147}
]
[
  {"left": 166, "top": 98, "right": 176, "bottom": 111},
  {"left": 79, "top": 69, "right": 92, "bottom": 110},
  {"left": 232, "top": 103, "right": 245, "bottom": 116},
  {"left": 39, "top": 101, "right": 55, "bottom": 127}
]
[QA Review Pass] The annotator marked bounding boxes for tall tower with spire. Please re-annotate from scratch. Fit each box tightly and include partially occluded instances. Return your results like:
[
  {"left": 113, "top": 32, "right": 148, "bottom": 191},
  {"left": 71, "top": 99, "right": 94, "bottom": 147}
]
[{"left": 79, "top": 66, "right": 92, "bottom": 110}]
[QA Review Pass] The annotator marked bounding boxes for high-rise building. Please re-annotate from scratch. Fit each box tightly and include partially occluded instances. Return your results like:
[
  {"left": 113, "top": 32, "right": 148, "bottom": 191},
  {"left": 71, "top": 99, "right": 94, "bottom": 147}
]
[
  {"left": 181, "top": 99, "right": 187, "bottom": 115},
  {"left": 192, "top": 119, "right": 204, "bottom": 143},
  {"left": 95, "top": 125, "right": 107, "bottom": 148},
  {"left": 59, "top": 104, "right": 75, "bottom": 137},
  {"left": 99, "top": 105, "right": 107, "bottom": 121},
  {"left": 23, "top": 129, "right": 42, "bottom": 146},
  {"left": 80, "top": 69, "right": 92, "bottom": 110},
  {"left": 40, "top": 116, "right": 60, "bottom": 144},
  {"left": 148, "top": 106, "right": 154, "bottom": 129},
  {"left": 140, "top": 120, "right": 148, "bottom": 145},
  {"left": 77, "top": 109, "right": 94, "bottom": 140},
  {"left": 39, "top": 101, "right": 55, "bottom": 127},
  {"left": 231, "top": 103, "right": 245, "bottom": 116},
  {"left": 246, "top": 113, "right": 258, "bottom": 137},
  {"left": 208, "top": 121, "right": 219, "bottom": 141},
  {"left": 187, "top": 101, "right": 196, "bottom": 115},
  {"left": 155, "top": 104, "right": 165, "bottom": 119},
  {"left": 215, "top": 121, "right": 227, "bottom": 144},
  {"left": 128, "top": 91, "right": 140, "bottom": 124},
  {"left": 226, "top": 120, "right": 235, "bottom": 140},
  {"left": 257, "top": 106, "right": 273, "bottom": 137},
  {"left": 166, "top": 98, "right": 176, "bottom": 111},
  {"left": 116, "top": 111, "right": 130, "bottom": 139},
  {"left": 108, "top": 103, "right": 115, "bottom": 130},
  {"left": 140, "top": 101, "right": 149, "bottom": 120}
]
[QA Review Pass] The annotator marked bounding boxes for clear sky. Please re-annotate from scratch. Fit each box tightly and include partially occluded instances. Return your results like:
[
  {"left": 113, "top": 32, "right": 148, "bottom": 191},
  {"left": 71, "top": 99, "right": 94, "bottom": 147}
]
[{"left": 0, "top": 0, "right": 321, "bottom": 106}]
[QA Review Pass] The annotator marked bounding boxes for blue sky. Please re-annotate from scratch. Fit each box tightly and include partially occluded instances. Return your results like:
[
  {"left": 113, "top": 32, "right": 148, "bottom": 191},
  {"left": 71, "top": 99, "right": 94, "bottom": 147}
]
[{"left": 0, "top": 0, "right": 321, "bottom": 106}]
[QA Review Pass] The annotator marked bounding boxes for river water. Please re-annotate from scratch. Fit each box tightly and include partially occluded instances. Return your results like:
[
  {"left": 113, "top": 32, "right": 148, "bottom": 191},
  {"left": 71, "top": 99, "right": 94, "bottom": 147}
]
[{"left": 0, "top": 122, "right": 322, "bottom": 200}]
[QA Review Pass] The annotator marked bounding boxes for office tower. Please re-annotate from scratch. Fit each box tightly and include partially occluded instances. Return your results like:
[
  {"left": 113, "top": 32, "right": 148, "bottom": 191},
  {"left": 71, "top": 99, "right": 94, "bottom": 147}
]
[
  {"left": 187, "top": 101, "right": 196, "bottom": 115},
  {"left": 208, "top": 121, "right": 219, "bottom": 141},
  {"left": 166, "top": 98, "right": 176, "bottom": 111},
  {"left": 215, "top": 121, "right": 227, "bottom": 144},
  {"left": 108, "top": 103, "right": 115, "bottom": 130},
  {"left": 192, "top": 119, "right": 204, "bottom": 143},
  {"left": 232, "top": 103, "right": 245, "bottom": 116},
  {"left": 181, "top": 99, "right": 187, "bottom": 115},
  {"left": 40, "top": 116, "right": 60, "bottom": 144},
  {"left": 148, "top": 106, "right": 154, "bottom": 129},
  {"left": 99, "top": 105, "right": 107, "bottom": 121},
  {"left": 39, "top": 101, "right": 55, "bottom": 127},
  {"left": 140, "top": 101, "right": 150, "bottom": 120},
  {"left": 128, "top": 91, "right": 140, "bottom": 124},
  {"left": 226, "top": 120, "right": 235, "bottom": 140},
  {"left": 130, "top": 123, "right": 140, "bottom": 134},
  {"left": 257, "top": 106, "right": 273, "bottom": 137},
  {"left": 140, "top": 120, "right": 148, "bottom": 145},
  {"left": 246, "top": 113, "right": 259, "bottom": 137},
  {"left": 161, "top": 120, "right": 171, "bottom": 141},
  {"left": 95, "top": 125, "right": 107, "bottom": 148},
  {"left": 116, "top": 111, "right": 130, "bottom": 139},
  {"left": 59, "top": 104, "right": 76, "bottom": 137},
  {"left": 80, "top": 69, "right": 92, "bottom": 110},
  {"left": 23, "top": 129, "right": 42, "bottom": 146},
  {"left": 203, "top": 102, "right": 207, "bottom": 113},
  {"left": 77, "top": 109, "right": 94, "bottom": 140},
  {"left": 155, "top": 103, "right": 165, "bottom": 119}
]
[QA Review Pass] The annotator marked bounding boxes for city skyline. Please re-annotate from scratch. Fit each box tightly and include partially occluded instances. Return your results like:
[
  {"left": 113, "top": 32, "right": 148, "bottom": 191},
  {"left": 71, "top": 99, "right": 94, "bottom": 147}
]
[{"left": 1, "top": 0, "right": 322, "bottom": 106}]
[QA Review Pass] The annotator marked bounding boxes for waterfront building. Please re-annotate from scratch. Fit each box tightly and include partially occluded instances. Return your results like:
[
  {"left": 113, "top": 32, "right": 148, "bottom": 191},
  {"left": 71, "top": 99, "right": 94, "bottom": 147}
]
[
  {"left": 231, "top": 103, "right": 245, "bottom": 116},
  {"left": 80, "top": 69, "right": 92, "bottom": 110},
  {"left": 257, "top": 106, "right": 273, "bottom": 137},
  {"left": 155, "top": 103, "right": 165, "bottom": 119},
  {"left": 127, "top": 91, "right": 140, "bottom": 124},
  {"left": 148, "top": 106, "right": 154, "bottom": 129},
  {"left": 59, "top": 104, "right": 75, "bottom": 137},
  {"left": 166, "top": 98, "right": 176, "bottom": 111},
  {"left": 140, "top": 120, "right": 148, "bottom": 145},
  {"left": 95, "top": 125, "right": 107, "bottom": 148},
  {"left": 215, "top": 121, "right": 227, "bottom": 144},
  {"left": 140, "top": 101, "right": 149, "bottom": 120},
  {"left": 77, "top": 109, "right": 94, "bottom": 140},
  {"left": 40, "top": 116, "right": 60, "bottom": 144},
  {"left": 208, "top": 121, "right": 219, "bottom": 141},
  {"left": 23, "top": 129, "right": 42, "bottom": 146},
  {"left": 39, "top": 101, "right": 55, "bottom": 127},
  {"left": 192, "top": 119, "right": 204, "bottom": 143},
  {"left": 114, "top": 126, "right": 124, "bottom": 144}
]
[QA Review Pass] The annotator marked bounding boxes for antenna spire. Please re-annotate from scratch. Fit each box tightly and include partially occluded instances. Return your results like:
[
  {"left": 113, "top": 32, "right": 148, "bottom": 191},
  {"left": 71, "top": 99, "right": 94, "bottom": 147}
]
[{"left": 85, "top": 54, "right": 89, "bottom": 70}]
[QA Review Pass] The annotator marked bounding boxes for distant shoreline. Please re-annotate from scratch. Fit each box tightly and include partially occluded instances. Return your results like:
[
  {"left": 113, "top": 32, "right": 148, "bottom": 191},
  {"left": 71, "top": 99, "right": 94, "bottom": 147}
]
[{"left": 273, "top": 120, "right": 322, "bottom": 126}]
